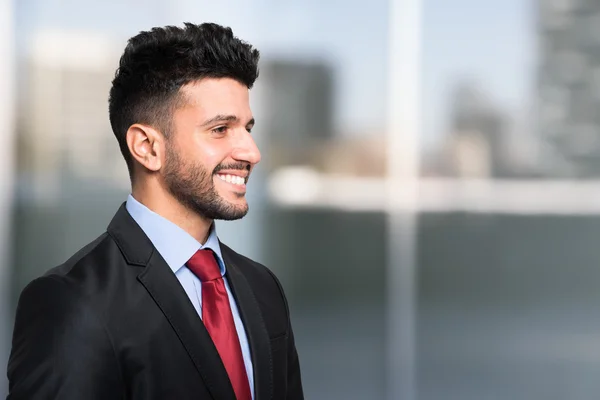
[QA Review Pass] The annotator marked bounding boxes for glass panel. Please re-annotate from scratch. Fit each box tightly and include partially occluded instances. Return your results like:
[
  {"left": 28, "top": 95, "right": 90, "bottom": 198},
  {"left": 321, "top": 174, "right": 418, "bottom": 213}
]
[{"left": 419, "top": 0, "right": 600, "bottom": 398}]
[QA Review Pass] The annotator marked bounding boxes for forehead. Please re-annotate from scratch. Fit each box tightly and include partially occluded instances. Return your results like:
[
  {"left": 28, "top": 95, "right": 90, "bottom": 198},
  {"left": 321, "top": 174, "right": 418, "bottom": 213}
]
[{"left": 178, "top": 78, "right": 252, "bottom": 118}]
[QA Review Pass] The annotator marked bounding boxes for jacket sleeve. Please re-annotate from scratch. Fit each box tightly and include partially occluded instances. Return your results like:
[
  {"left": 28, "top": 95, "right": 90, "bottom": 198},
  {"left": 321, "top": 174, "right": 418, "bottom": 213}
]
[{"left": 7, "top": 275, "right": 124, "bottom": 400}]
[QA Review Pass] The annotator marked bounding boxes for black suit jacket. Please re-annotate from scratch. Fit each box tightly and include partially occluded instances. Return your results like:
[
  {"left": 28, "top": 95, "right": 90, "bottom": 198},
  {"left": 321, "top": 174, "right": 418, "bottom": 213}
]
[{"left": 7, "top": 204, "right": 303, "bottom": 399}]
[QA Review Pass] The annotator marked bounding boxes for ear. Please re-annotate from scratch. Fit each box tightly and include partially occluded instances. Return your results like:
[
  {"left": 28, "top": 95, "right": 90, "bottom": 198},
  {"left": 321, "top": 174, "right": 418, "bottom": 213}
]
[{"left": 125, "top": 124, "right": 165, "bottom": 173}]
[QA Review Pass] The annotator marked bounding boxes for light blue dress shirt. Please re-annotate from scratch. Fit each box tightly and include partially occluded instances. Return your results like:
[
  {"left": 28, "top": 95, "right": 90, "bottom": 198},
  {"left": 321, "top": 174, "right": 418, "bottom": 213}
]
[{"left": 125, "top": 194, "right": 254, "bottom": 398}]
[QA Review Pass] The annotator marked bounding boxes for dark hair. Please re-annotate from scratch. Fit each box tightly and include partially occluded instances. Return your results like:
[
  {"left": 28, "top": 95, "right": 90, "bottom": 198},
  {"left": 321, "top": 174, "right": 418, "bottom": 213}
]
[{"left": 108, "top": 22, "right": 260, "bottom": 178}]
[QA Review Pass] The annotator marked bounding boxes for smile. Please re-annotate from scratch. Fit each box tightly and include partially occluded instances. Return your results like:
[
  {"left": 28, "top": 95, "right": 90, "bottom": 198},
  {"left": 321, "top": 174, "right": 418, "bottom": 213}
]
[{"left": 216, "top": 174, "right": 246, "bottom": 186}]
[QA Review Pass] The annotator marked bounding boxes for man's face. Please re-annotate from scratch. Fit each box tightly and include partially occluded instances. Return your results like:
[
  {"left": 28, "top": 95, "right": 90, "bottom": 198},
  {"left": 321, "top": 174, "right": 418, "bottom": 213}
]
[{"left": 162, "top": 78, "right": 261, "bottom": 221}]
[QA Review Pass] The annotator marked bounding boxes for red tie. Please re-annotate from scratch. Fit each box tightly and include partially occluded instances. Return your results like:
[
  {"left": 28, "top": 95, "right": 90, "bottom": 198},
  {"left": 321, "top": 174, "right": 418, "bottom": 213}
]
[{"left": 187, "top": 249, "right": 252, "bottom": 400}]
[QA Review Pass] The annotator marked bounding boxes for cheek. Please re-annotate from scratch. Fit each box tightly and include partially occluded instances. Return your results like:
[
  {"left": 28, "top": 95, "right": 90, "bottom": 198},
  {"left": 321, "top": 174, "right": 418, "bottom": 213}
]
[{"left": 195, "top": 140, "right": 230, "bottom": 168}]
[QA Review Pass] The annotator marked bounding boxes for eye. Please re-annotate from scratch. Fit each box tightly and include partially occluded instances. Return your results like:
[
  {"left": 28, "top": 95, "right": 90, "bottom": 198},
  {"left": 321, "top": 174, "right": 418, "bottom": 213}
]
[
  {"left": 246, "top": 127, "right": 253, "bottom": 134},
  {"left": 211, "top": 126, "right": 227, "bottom": 134}
]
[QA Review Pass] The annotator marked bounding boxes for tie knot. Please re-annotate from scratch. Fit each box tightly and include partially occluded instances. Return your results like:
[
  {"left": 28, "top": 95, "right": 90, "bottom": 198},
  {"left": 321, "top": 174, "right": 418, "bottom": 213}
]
[{"left": 187, "top": 249, "right": 221, "bottom": 282}]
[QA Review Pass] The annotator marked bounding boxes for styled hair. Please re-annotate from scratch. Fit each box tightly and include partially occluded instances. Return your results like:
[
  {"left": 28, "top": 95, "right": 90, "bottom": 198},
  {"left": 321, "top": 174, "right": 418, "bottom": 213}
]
[{"left": 108, "top": 22, "right": 260, "bottom": 178}]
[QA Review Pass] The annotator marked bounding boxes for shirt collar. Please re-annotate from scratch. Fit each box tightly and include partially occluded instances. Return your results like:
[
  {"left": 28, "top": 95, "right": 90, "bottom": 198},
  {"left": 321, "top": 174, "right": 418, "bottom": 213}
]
[{"left": 125, "top": 194, "right": 226, "bottom": 275}]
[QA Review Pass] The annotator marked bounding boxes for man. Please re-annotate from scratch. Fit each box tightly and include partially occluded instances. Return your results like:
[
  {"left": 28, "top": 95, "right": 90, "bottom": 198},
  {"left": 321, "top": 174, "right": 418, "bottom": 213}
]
[{"left": 7, "top": 22, "right": 303, "bottom": 400}]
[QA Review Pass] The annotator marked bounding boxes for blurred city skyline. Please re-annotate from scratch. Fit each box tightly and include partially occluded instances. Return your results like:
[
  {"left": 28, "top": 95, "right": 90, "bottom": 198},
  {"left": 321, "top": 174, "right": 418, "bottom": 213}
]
[{"left": 15, "top": 0, "right": 533, "bottom": 152}]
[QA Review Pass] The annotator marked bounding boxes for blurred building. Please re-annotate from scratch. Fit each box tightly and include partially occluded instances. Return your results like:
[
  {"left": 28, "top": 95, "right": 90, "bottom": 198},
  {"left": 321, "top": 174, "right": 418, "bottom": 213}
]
[
  {"left": 257, "top": 58, "right": 390, "bottom": 177},
  {"left": 17, "top": 30, "right": 127, "bottom": 203},
  {"left": 538, "top": 0, "right": 600, "bottom": 177},
  {"left": 436, "top": 81, "right": 513, "bottom": 178},
  {"left": 258, "top": 59, "right": 335, "bottom": 171}
]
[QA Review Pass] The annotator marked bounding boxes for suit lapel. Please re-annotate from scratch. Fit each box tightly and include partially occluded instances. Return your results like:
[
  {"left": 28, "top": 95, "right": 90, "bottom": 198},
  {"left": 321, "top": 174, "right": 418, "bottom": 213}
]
[
  {"left": 138, "top": 251, "right": 237, "bottom": 400},
  {"left": 222, "top": 246, "right": 273, "bottom": 400},
  {"left": 108, "top": 204, "right": 237, "bottom": 400}
]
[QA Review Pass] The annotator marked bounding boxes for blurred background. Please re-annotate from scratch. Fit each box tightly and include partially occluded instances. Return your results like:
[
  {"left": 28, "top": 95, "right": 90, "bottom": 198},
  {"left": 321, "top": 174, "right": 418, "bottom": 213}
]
[{"left": 3, "top": 0, "right": 600, "bottom": 398}]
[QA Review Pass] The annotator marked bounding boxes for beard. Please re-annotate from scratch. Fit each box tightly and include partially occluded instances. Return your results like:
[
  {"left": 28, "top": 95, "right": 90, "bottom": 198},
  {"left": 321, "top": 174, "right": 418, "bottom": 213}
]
[{"left": 163, "top": 145, "right": 249, "bottom": 221}]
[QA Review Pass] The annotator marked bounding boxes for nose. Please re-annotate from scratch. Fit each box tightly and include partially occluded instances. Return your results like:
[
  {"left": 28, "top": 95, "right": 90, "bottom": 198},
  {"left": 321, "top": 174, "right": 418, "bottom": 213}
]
[{"left": 231, "top": 130, "right": 261, "bottom": 166}]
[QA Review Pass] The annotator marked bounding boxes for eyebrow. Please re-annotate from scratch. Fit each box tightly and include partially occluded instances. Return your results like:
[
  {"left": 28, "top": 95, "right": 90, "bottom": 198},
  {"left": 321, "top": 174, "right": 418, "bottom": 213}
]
[{"left": 200, "top": 114, "right": 255, "bottom": 128}]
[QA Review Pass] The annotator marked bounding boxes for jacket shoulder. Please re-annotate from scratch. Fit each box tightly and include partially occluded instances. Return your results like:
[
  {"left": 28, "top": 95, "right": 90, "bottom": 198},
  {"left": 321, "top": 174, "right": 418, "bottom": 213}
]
[{"left": 44, "top": 232, "right": 112, "bottom": 278}]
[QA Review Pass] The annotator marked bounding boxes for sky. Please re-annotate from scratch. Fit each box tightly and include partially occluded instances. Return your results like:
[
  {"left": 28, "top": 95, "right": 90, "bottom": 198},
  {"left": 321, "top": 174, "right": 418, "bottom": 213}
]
[{"left": 16, "top": 0, "right": 534, "bottom": 149}]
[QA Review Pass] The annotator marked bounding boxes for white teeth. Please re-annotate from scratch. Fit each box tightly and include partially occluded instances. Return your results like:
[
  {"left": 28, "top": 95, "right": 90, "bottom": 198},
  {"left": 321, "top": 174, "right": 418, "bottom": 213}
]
[{"left": 217, "top": 174, "right": 245, "bottom": 186}]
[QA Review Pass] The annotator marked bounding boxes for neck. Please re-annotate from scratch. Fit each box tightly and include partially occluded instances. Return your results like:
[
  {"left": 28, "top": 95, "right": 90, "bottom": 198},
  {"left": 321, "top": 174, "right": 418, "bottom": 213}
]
[{"left": 131, "top": 180, "right": 213, "bottom": 244}]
